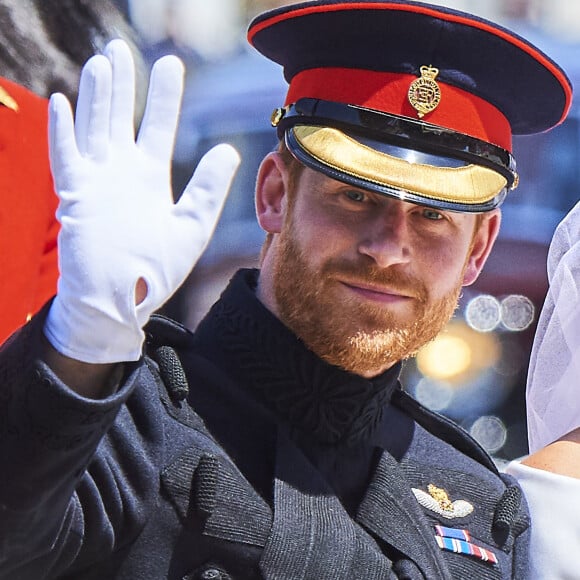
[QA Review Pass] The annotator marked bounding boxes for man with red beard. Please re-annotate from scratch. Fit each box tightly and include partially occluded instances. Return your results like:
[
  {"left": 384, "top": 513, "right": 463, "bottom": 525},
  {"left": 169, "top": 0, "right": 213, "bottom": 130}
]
[
  {"left": 0, "top": 2, "right": 578, "bottom": 579},
  {"left": 260, "top": 152, "right": 489, "bottom": 378}
]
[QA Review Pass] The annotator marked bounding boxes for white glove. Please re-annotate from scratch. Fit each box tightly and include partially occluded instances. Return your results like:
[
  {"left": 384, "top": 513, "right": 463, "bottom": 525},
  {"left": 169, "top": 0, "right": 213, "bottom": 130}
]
[
  {"left": 526, "top": 199, "right": 580, "bottom": 452},
  {"left": 44, "top": 39, "right": 240, "bottom": 363}
]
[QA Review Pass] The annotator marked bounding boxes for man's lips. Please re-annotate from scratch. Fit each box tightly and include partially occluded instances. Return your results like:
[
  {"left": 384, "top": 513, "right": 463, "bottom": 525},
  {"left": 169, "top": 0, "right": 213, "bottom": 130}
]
[{"left": 339, "top": 280, "right": 416, "bottom": 303}]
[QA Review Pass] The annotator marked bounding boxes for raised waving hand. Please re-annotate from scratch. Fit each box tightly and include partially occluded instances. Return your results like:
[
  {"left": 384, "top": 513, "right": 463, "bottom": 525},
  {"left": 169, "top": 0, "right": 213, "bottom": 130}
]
[{"left": 44, "top": 40, "right": 239, "bottom": 364}]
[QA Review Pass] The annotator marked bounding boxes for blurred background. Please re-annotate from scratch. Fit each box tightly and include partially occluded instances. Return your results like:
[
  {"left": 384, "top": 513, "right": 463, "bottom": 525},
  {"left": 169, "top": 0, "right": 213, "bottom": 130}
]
[
  {"left": 4, "top": 0, "right": 580, "bottom": 462},
  {"left": 133, "top": 0, "right": 580, "bottom": 463}
]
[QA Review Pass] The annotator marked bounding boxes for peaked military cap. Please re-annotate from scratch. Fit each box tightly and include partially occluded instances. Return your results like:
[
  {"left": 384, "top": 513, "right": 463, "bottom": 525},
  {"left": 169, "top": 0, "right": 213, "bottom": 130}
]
[{"left": 248, "top": 0, "right": 572, "bottom": 212}]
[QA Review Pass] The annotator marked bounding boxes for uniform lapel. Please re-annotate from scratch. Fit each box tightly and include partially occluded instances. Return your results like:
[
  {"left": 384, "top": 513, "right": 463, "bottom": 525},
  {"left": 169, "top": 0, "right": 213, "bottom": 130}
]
[
  {"left": 260, "top": 430, "right": 394, "bottom": 580},
  {"left": 356, "top": 448, "right": 452, "bottom": 580}
]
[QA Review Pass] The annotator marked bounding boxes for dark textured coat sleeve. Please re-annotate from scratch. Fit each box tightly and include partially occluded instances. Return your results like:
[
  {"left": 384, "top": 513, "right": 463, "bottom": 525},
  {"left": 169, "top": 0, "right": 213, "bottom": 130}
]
[{"left": 0, "top": 312, "right": 156, "bottom": 579}]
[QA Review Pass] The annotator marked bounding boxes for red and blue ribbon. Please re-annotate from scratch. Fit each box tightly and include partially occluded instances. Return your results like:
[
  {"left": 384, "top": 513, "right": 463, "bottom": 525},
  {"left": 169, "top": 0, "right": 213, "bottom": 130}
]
[{"left": 435, "top": 526, "right": 498, "bottom": 565}]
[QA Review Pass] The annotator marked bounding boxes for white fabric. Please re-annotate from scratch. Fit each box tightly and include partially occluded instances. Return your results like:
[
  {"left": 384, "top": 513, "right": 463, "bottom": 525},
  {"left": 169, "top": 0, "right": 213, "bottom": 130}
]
[
  {"left": 44, "top": 39, "right": 240, "bottom": 363},
  {"left": 506, "top": 461, "right": 580, "bottom": 579},
  {"left": 526, "top": 199, "right": 580, "bottom": 452}
]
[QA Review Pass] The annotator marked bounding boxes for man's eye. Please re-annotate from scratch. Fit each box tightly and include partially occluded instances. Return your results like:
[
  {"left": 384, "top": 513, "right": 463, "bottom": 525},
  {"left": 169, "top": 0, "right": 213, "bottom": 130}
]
[
  {"left": 422, "top": 208, "right": 443, "bottom": 220},
  {"left": 345, "top": 190, "right": 366, "bottom": 203}
]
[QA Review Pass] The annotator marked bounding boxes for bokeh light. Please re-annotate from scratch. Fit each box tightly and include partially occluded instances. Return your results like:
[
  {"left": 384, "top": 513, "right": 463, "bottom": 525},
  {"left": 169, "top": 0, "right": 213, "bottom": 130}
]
[
  {"left": 465, "top": 294, "right": 501, "bottom": 332},
  {"left": 416, "top": 321, "right": 501, "bottom": 385},
  {"left": 500, "top": 294, "right": 535, "bottom": 331},
  {"left": 470, "top": 415, "right": 508, "bottom": 454},
  {"left": 414, "top": 378, "right": 454, "bottom": 412}
]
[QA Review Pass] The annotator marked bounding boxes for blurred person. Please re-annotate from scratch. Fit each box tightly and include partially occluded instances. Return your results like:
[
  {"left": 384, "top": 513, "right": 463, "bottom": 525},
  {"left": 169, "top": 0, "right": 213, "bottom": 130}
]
[
  {"left": 127, "top": 0, "right": 242, "bottom": 65},
  {"left": 511, "top": 193, "right": 580, "bottom": 574},
  {"left": 0, "top": 0, "right": 144, "bottom": 104},
  {"left": 0, "top": 79, "right": 57, "bottom": 344},
  {"left": 0, "top": 0, "right": 145, "bottom": 344},
  {"left": 0, "top": 2, "right": 579, "bottom": 579}
]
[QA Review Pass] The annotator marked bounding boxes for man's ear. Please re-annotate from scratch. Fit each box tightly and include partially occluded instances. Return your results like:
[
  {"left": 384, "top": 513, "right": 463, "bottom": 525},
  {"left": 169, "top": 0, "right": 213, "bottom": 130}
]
[
  {"left": 462, "top": 210, "right": 501, "bottom": 286},
  {"left": 255, "top": 151, "right": 290, "bottom": 234}
]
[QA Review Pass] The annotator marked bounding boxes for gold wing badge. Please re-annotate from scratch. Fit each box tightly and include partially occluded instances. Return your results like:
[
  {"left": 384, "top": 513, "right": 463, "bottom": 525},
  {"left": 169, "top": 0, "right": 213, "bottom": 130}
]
[
  {"left": 0, "top": 85, "right": 19, "bottom": 112},
  {"left": 412, "top": 484, "right": 474, "bottom": 519}
]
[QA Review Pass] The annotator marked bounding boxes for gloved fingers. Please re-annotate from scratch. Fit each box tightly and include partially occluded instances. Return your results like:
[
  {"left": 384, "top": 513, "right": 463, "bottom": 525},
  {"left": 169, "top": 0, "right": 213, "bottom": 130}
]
[
  {"left": 134, "top": 145, "right": 239, "bottom": 323},
  {"left": 137, "top": 54, "right": 184, "bottom": 164},
  {"left": 103, "top": 39, "right": 136, "bottom": 145},
  {"left": 48, "top": 93, "right": 81, "bottom": 194},
  {"left": 176, "top": 143, "right": 240, "bottom": 233},
  {"left": 75, "top": 54, "right": 113, "bottom": 160}
]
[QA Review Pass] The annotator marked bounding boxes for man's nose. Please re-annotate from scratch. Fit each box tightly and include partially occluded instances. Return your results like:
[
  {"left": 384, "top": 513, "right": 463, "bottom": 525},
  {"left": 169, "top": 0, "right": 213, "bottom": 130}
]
[{"left": 357, "top": 207, "right": 411, "bottom": 268}]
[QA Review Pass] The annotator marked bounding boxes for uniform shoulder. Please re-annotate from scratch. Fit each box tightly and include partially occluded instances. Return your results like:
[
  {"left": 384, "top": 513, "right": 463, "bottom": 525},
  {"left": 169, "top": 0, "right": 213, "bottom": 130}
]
[{"left": 393, "top": 387, "right": 498, "bottom": 474}]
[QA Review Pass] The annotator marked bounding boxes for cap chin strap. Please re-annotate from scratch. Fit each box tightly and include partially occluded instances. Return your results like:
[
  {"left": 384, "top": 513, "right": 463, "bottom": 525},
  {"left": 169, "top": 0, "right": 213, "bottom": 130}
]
[{"left": 288, "top": 125, "right": 508, "bottom": 212}]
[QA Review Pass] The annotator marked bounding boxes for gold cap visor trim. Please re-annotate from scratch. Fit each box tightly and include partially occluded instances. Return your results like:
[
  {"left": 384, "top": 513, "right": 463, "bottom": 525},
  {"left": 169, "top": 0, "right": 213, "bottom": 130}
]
[{"left": 292, "top": 125, "right": 508, "bottom": 206}]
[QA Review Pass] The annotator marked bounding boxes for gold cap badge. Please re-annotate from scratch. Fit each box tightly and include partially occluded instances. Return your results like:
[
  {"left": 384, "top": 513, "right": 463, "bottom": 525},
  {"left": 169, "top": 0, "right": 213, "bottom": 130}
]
[{"left": 408, "top": 65, "right": 441, "bottom": 118}]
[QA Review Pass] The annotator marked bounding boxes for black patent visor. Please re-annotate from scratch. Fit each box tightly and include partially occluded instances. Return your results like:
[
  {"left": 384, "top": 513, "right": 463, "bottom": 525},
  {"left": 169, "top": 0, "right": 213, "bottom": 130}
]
[{"left": 273, "top": 98, "right": 518, "bottom": 189}]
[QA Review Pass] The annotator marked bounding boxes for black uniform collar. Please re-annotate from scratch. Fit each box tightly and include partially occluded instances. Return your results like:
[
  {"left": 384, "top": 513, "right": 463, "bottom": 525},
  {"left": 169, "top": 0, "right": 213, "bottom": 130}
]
[{"left": 197, "top": 269, "right": 401, "bottom": 446}]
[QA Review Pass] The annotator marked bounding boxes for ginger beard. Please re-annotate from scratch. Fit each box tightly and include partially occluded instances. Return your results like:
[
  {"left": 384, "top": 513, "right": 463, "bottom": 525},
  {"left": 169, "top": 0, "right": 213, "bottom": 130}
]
[{"left": 272, "top": 210, "right": 466, "bottom": 377}]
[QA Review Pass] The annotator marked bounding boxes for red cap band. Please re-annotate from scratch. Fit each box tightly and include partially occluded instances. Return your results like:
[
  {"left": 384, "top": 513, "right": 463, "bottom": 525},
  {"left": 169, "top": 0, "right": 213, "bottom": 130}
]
[{"left": 285, "top": 67, "right": 512, "bottom": 151}]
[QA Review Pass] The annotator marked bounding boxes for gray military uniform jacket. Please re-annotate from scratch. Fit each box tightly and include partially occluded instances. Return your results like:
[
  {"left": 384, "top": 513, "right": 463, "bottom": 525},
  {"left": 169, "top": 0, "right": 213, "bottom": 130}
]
[{"left": 0, "top": 269, "right": 530, "bottom": 579}]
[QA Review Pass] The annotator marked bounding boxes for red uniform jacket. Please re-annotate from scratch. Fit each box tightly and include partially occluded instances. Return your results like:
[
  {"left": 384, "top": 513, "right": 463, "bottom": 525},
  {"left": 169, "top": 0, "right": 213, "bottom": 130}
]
[{"left": 0, "top": 78, "right": 59, "bottom": 344}]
